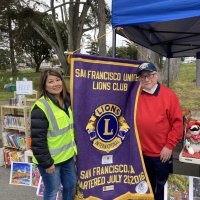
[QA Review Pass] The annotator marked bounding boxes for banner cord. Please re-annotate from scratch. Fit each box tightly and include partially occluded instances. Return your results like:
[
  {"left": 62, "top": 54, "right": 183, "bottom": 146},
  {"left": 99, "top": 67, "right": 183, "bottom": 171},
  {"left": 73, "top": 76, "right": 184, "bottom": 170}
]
[
  {"left": 69, "top": 27, "right": 149, "bottom": 62},
  {"left": 71, "top": 29, "right": 113, "bottom": 54}
]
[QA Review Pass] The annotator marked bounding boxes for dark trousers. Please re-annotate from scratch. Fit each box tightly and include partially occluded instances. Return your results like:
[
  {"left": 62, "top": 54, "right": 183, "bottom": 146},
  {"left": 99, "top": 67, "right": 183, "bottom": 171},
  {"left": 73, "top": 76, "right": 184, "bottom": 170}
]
[{"left": 143, "top": 156, "right": 173, "bottom": 200}]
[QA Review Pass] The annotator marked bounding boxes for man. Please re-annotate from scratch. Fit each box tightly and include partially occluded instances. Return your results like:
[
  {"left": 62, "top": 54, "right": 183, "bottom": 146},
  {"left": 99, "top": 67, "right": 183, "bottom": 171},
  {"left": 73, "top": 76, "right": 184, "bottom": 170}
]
[{"left": 136, "top": 62, "right": 183, "bottom": 200}]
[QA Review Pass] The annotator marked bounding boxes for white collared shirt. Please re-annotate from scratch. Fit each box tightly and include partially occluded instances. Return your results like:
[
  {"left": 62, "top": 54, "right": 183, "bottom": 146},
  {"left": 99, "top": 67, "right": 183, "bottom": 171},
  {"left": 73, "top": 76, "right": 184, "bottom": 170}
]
[{"left": 143, "top": 84, "right": 158, "bottom": 94}]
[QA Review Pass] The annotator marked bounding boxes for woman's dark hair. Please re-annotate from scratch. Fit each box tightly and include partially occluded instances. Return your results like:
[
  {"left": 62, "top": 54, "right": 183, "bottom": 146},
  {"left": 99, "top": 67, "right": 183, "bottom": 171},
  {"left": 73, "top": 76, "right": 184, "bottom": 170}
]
[{"left": 39, "top": 69, "right": 70, "bottom": 102}]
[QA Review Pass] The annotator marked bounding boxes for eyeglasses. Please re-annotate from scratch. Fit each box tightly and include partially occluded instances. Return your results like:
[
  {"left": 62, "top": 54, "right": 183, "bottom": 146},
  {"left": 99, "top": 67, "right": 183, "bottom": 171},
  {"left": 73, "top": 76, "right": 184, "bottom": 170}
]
[{"left": 139, "top": 73, "right": 157, "bottom": 81}]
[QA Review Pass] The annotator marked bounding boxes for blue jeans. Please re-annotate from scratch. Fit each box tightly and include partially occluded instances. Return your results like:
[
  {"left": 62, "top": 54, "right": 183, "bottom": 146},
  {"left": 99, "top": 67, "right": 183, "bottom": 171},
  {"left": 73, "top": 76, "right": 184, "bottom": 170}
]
[
  {"left": 38, "top": 158, "right": 76, "bottom": 200},
  {"left": 143, "top": 156, "right": 173, "bottom": 200}
]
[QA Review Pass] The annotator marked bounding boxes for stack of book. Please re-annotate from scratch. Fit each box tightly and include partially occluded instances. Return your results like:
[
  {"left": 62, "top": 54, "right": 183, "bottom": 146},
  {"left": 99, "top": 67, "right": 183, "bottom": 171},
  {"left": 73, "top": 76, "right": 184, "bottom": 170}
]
[
  {"left": 4, "top": 114, "right": 25, "bottom": 129},
  {"left": 2, "top": 131, "right": 26, "bottom": 150}
]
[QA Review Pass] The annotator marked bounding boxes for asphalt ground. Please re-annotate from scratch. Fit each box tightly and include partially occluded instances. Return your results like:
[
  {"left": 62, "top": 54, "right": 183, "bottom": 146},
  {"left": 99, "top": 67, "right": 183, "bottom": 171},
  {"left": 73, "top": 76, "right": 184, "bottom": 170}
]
[{"left": 0, "top": 165, "right": 42, "bottom": 200}]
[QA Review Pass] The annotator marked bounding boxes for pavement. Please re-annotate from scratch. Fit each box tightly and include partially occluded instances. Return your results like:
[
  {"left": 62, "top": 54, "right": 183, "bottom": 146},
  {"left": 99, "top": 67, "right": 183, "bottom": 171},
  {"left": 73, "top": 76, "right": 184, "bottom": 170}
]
[{"left": 0, "top": 166, "right": 42, "bottom": 200}]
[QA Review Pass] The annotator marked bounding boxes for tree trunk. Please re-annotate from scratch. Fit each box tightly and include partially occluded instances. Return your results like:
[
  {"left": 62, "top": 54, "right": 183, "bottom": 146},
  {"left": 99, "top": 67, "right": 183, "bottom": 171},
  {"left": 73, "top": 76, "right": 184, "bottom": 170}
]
[
  {"left": 67, "top": 0, "right": 90, "bottom": 52},
  {"left": 51, "top": 0, "right": 65, "bottom": 52},
  {"left": 160, "top": 58, "right": 181, "bottom": 85},
  {"left": 35, "top": 64, "right": 40, "bottom": 73},
  {"left": 97, "top": 0, "right": 106, "bottom": 56},
  {"left": 137, "top": 45, "right": 160, "bottom": 67},
  {"left": 8, "top": 16, "right": 17, "bottom": 75}
]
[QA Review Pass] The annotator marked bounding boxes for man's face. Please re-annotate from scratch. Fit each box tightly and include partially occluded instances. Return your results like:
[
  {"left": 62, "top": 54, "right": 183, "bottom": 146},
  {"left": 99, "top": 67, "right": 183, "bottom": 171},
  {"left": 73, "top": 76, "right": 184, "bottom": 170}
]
[{"left": 138, "top": 70, "right": 158, "bottom": 90}]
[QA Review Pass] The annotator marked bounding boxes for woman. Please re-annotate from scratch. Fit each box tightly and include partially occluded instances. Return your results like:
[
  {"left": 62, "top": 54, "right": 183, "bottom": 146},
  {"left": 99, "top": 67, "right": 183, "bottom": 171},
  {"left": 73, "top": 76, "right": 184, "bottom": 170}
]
[{"left": 31, "top": 69, "right": 77, "bottom": 200}]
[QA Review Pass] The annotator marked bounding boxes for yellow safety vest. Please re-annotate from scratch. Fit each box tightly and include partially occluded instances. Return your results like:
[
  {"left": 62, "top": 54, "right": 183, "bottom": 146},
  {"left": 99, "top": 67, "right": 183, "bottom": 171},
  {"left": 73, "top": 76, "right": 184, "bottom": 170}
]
[{"left": 32, "top": 96, "right": 77, "bottom": 165}]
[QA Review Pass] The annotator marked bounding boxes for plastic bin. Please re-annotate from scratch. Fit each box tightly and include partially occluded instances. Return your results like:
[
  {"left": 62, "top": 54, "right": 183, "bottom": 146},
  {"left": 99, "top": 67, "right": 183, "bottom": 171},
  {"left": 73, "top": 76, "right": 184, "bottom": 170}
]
[
  {"left": 10, "top": 84, "right": 16, "bottom": 92},
  {"left": 4, "top": 84, "right": 16, "bottom": 92}
]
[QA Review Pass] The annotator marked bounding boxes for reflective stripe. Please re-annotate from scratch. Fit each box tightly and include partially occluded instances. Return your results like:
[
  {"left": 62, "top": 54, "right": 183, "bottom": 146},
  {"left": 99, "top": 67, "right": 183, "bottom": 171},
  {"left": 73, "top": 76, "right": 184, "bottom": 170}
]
[
  {"left": 47, "top": 123, "right": 74, "bottom": 137},
  {"left": 49, "top": 141, "right": 76, "bottom": 155},
  {"left": 39, "top": 99, "right": 59, "bottom": 130},
  {"left": 39, "top": 99, "right": 74, "bottom": 137}
]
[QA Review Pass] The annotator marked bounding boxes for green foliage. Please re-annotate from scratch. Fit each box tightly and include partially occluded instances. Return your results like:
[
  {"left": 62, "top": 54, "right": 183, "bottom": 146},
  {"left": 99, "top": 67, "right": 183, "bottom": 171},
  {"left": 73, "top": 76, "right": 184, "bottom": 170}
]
[
  {"left": 1, "top": 4, "right": 68, "bottom": 72},
  {"left": 86, "top": 41, "right": 98, "bottom": 55},
  {"left": 0, "top": 49, "right": 10, "bottom": 69},
  {"left": 107, "top": 44, "right": 137, "bottom": 59},
  {"left": 85, "top": 35, "right": 98, "bottom": 55},
  {"left": 15, "top": 12, "right": 55, "bottom": 70}
]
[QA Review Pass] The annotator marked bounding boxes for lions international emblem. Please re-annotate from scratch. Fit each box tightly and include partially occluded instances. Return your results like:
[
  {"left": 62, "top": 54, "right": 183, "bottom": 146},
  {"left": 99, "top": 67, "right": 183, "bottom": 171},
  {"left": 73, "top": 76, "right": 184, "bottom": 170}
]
[{"left": 86, "top": 104, "right": 130, "bottom": 152}]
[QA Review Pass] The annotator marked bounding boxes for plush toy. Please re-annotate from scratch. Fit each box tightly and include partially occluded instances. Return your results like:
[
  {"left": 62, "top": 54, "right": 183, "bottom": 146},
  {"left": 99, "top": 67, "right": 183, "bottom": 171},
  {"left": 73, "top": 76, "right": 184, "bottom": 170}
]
[{"left": 185, "top": 121, "right": 200, "bottom": 154}]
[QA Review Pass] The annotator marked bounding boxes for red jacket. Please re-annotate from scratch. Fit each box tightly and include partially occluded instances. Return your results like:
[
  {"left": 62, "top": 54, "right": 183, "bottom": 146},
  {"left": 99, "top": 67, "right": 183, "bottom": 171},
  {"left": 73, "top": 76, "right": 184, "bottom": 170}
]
[{"left": 136, "top": 83, "right": 183, "bottom": 157}]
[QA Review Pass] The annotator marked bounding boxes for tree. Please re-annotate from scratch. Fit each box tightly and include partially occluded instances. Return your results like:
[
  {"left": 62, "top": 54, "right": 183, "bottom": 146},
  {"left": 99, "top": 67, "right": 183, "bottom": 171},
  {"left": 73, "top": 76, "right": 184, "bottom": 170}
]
[
  {"left": 107, "top": 44, "right": 138, "bottom": 60},
  {"left": 25, "top": 0, "right": 110, "bottom": 73},
  {"left": 88, "top": 0, "right": 110, "bottom": 56},
  {"left": 0, "top": 0, "right": 111, "bottom": 74},
  {"left": 0, "top": 49, "right": 10, "bottom": 70},
  {"left": 0, "top": 0, "right": 19, "bottom": 75},
  {"left": 85, "top": 35, "right": 98, "bottom": 55},
  {"left": 16, "top": 11, "right": 68, "bottom": 72}
]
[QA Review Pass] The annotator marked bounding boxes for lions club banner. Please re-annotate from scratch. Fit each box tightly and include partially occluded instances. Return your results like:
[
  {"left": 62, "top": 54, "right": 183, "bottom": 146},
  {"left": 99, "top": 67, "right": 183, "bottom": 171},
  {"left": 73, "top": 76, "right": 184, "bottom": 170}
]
[{"left": 70, "top": 53, "right": 154, "bottom": 200}]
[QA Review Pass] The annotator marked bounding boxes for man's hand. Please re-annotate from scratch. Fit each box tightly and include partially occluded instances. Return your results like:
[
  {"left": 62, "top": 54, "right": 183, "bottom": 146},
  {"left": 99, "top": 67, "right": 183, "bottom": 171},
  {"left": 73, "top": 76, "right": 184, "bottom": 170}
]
[
  {"left": 45, "top": 164, "right": 55, "bottom": 174},
  {"left": 160, "top": 146, "right": 172, "bottom": 163}
]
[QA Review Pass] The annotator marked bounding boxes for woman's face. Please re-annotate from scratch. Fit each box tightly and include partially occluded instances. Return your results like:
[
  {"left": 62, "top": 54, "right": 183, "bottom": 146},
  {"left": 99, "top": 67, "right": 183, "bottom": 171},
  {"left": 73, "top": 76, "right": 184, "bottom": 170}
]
[{"left": 45, "top": 75, "right": 63, "bottom": 96}]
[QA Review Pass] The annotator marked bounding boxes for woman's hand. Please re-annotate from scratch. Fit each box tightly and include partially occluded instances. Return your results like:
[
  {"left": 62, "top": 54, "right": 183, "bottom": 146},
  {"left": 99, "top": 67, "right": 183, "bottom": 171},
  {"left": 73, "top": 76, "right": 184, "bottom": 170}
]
[
  {"left": 45, "top": 164, "right": 55, "bottom": 174},
  {"left": 160, "top": 146, "right": 172, "bottom": 163}
]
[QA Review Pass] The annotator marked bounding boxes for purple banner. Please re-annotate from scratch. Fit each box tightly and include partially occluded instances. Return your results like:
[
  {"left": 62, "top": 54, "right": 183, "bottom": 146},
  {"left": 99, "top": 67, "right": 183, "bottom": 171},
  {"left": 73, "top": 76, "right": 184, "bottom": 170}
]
[{"left": 70, "top": 54, "right": 154, "bottom": 200}]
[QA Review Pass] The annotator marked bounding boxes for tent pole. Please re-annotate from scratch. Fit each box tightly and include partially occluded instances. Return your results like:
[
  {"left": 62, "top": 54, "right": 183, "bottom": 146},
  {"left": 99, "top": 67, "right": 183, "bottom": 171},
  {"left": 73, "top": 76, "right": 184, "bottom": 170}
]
[
  {"left": 196, "top": 51, "right": 200, "bottom": 87},
  {"left": 167, "top": 58, "right": 170, "bottom": 88},
  {"left": 167, "top": 44, "right": 172, "bottom": 88},
  {"left": 112, "top": 29, "right": 116, "bottom": 58}
]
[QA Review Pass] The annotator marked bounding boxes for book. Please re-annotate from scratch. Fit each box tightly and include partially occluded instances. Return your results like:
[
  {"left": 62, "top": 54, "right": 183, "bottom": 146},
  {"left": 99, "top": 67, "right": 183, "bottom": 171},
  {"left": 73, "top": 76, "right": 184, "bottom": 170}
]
[
  {"left": 2, "top": 132, "right": 8, "bottom": 146},
  {"left": 4, "top": 149, "right": 11, "bottom": 166},
  {"left": 4, "top": 115, "right": 25, "bottom": 129},
  {"left": 4, "top": 149, "right": 25, "bottom": 166},
  {"left": 4, "top": 132, "right": 26, "bottom": 150}
]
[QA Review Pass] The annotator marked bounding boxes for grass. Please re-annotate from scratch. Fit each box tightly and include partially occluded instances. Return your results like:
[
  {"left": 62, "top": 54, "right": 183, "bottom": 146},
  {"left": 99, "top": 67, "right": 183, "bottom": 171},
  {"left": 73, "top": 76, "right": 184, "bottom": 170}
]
[
  {"left": 171, "top": 63, "right": 200, "bottom": 111},
  {"left": 0, "top": 64, "right": 199, "bottom": 111},
  {"left": 0, "top": 69, "right": 40, "bottom": 101}
]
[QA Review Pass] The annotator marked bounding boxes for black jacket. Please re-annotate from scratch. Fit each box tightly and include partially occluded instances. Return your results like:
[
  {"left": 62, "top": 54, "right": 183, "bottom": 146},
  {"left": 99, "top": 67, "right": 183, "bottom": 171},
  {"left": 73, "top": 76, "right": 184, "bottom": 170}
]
[{"left": 31, "top": 93, "right": 70, "bottom": 169}]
